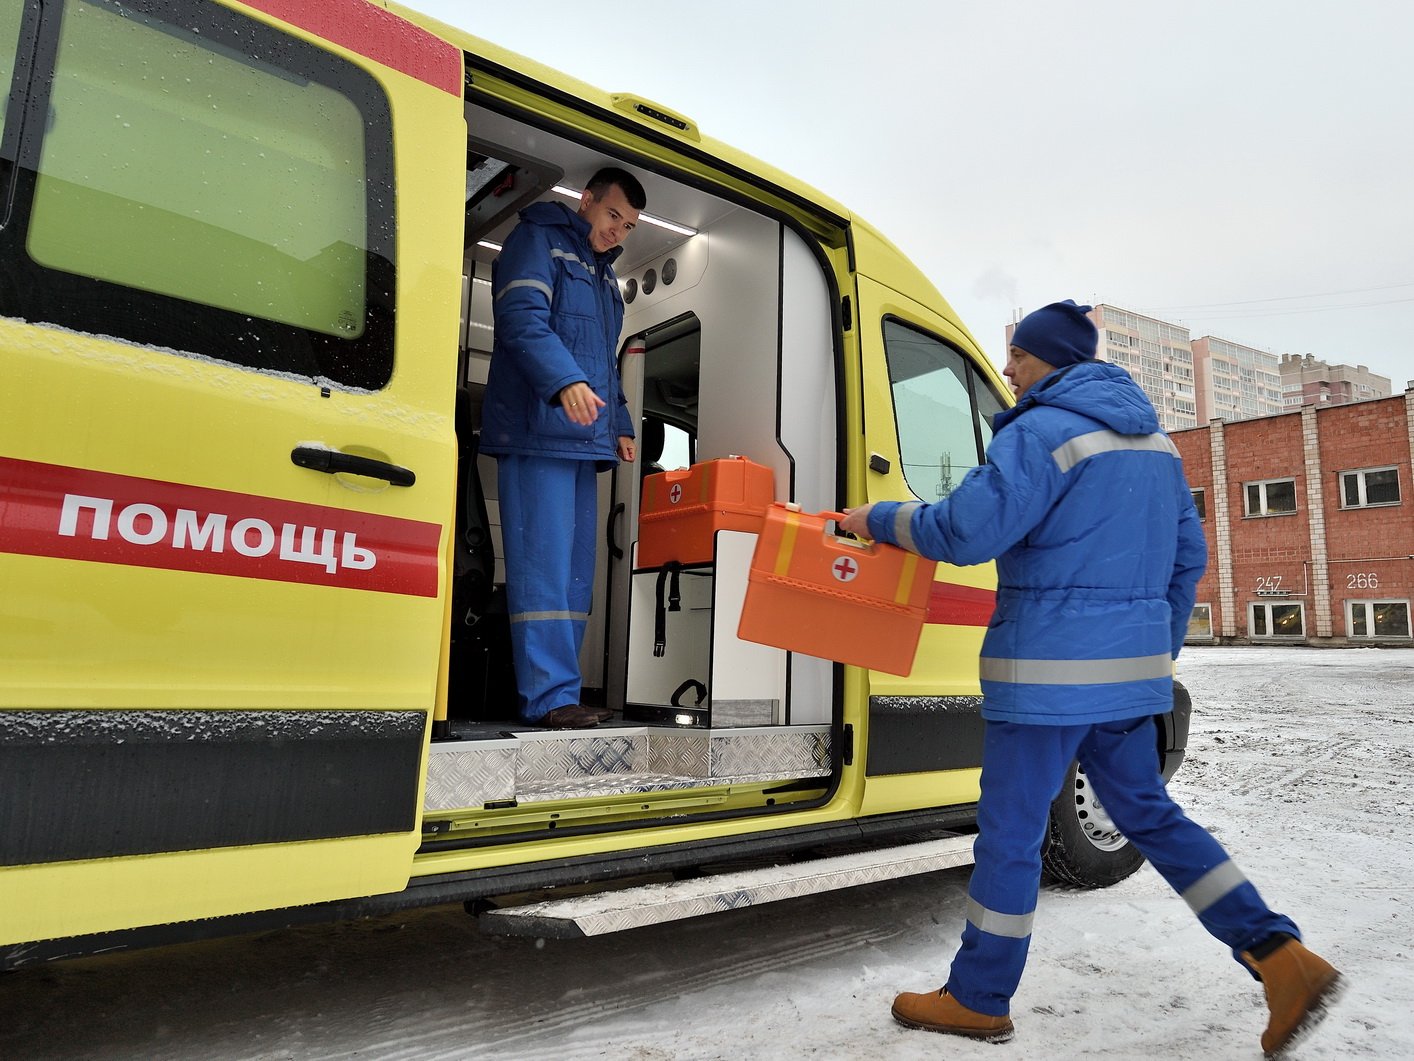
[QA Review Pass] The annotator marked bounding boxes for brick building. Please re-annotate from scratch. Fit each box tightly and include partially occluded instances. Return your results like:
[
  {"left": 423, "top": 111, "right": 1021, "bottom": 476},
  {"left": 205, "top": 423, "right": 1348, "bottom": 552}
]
[{"left": 1171, "top": 389, "right": 1414, "bottom": 645}]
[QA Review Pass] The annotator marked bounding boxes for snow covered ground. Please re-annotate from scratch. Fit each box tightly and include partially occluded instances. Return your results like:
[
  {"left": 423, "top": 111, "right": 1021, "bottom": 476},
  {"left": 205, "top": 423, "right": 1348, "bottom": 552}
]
[{"left": 2, "top": 646, "right": 1410, "bottom": 1060}]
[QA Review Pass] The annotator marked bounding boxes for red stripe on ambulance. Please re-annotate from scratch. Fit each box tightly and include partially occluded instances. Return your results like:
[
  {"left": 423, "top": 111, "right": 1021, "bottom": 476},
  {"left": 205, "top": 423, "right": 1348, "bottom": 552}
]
[
  {"left": 240, "top": 0, "right": 463, "bottom": 97},
  {"left": 0, "top": 456, "right": 441, "bottom": 597},
  {"left": 925, "top": 582, "right": 996, "bottom": 627}
]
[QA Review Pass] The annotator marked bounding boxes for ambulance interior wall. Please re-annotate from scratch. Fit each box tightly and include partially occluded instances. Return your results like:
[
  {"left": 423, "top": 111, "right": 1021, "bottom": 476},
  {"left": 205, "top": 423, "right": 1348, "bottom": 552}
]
[
  {"left": 459, "top": 198, "right": 835, "bottom": 726},
  {"left": 617, "top": 211, "right": 835, "bottom": 726}
]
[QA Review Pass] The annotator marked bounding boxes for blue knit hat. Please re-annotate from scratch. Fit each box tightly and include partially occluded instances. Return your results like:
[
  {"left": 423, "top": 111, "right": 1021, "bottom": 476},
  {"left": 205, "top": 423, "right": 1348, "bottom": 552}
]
[{"left": 1011, "top": 300, "right": 1097, "bottom": 368}]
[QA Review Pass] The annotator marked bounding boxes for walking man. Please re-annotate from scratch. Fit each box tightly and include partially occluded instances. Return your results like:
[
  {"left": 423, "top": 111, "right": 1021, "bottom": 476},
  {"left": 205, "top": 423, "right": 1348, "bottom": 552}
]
[
  {"left": 481, "top": 167, "right": 644, "bottom": 728},
  {"left": 839, "top": 300, "right": 1341, "bottom": 1057}
]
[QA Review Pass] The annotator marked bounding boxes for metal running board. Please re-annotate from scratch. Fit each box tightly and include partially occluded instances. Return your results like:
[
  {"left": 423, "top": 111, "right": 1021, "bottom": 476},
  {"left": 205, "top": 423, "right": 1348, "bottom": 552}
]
[{"left": 477, "top": 833, "right": 976, "bottom": 938}]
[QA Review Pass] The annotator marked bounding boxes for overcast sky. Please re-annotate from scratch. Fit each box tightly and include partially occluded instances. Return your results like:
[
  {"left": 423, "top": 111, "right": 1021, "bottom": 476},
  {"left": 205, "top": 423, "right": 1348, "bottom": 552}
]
[{"left": 411, "top": 0, "right": 1413, "bottom": 388}]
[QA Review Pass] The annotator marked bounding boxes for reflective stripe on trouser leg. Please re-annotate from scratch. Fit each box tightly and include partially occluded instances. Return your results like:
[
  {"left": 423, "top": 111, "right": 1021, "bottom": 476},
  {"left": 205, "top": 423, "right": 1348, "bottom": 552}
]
[
  {"left": 947, "top": 720, "right": 1089, "bottom": 1017},
  {"left": 497, "top": 454, "right": 598, "bottom": 722},
  {"left": 1074, "top": 717, "right": 1301, "bottom": 963}
]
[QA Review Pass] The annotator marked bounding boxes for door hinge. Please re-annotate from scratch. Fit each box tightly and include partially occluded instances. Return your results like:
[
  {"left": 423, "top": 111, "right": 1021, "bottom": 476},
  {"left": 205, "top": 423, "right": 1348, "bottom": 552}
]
[
  {"left": 840, "top": 295, "right": 852, "bottom": 331},
  {"left": 841, "top": 723, "right": 855, "bottom": 766}
]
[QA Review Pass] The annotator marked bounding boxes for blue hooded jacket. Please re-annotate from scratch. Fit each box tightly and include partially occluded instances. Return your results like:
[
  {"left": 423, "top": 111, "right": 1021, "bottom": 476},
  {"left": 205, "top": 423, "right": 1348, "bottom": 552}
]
[
  {"left": 481, "top": 201, "right": 633, "bottom": 467},
  {"left": 865, "top": 360, "right": 1206, "bottom": 725}
]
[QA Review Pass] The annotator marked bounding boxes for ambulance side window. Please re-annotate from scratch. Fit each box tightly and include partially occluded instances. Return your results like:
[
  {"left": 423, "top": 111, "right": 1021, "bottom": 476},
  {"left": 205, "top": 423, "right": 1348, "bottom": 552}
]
[
  {"left": 882, "top": 318, "right": 1005, "bottom": 502},
  {"left": 0, "top": 2, "right": 23, "bottom": 147},
  {"left": 0, "top": 0, "right": 395, "bottom": 390}
]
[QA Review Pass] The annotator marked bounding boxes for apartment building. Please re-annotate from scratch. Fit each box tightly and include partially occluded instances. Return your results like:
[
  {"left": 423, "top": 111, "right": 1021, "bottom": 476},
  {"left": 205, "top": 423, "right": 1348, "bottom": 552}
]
[
  {"left": 1191, "top": 335, "right": 1284, "bottom": 423},
  {"left": 1279, "top": 353, "right": 1392, "bottom": 409}
]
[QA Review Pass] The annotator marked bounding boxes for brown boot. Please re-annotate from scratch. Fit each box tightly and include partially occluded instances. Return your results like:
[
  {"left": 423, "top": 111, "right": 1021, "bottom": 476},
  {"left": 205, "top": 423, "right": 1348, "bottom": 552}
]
[
  {"left": 1241, "top": 938, "right": 1344, "bottom": 1058},
  {"left": 537, "top": 705, "right": 609, "bottom": 729},
  {"left": 891, "top": 987, "right": 1014, "bottom": 1043}
]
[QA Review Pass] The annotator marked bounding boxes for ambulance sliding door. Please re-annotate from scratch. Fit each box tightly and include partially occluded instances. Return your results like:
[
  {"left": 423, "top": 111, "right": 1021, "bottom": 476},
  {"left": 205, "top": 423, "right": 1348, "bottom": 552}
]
[{"left": 0, "top": 0, "right": 464, "bottom": 945}]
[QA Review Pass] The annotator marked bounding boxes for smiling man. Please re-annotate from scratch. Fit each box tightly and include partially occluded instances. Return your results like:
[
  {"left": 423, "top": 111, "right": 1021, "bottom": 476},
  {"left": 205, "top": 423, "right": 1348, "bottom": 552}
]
[
  {"left": 480, "top": 166, "right": 645, "bottom": 729},
  {"left": 841, "top": 300, "right": 1342, "bottom": 1057}
]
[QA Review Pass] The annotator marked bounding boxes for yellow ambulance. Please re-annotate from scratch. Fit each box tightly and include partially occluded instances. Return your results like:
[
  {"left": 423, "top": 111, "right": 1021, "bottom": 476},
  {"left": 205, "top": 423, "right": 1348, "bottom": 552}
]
[{"left": 0, "top": 0, "right": 1189, "bottom": 964}]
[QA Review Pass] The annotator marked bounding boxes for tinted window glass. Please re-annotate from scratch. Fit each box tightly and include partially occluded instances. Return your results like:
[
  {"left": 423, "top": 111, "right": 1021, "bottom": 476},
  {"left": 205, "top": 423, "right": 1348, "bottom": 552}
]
[
  {"left": 1, "top": 0, "right": 395, "bottom": 389},
  {"left": 1265, "top": 479, "right": 1297, "bottom": 513},
  {"left": 1365, "top": 468, "right": 1399, "bottom": 505},
  {"left": 0, "top": 3, "right": 23, "bottom": 147},
  {"left": 883, "top": 319, "right": 1005, "bottom": 501},
  {"left": 32, "top": 1, "right": 367, "bottom": 338}
]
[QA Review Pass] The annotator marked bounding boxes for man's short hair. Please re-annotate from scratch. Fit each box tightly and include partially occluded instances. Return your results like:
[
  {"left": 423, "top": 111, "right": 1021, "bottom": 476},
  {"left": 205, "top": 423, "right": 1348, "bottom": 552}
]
[{"left": 585, "top": 166, "right": 646, "bottom": 211}]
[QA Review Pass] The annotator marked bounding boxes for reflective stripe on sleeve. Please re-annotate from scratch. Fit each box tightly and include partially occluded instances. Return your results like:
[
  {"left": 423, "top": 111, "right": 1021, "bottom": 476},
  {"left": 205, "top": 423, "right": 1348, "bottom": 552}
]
[
  {"left": 1181, "top": 860, "right": 1249, "bottom": 916},
  {"left": 497, "top": 278, "right": 553, "bottom": 302},
  {"left": 509, "top": 610, "right": 590, "bottom": 624},
  {"left": 1051, "top": 430, "right": 1180, "bottom": 474},
  {"left": 891, "top": 501, "right": 922, "bottom": 554},
  {"left": 979, "top": 653, "right": 1173, "bottom": 686},
  {"left": 966, "top": 896, "right": 1035, "bottom": 939}
]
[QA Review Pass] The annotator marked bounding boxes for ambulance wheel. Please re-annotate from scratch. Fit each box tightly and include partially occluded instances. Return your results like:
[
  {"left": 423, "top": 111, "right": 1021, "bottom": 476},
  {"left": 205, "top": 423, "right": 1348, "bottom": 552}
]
[{"left": 1041, "top": 761, "right": 1144, "bottom": 888}]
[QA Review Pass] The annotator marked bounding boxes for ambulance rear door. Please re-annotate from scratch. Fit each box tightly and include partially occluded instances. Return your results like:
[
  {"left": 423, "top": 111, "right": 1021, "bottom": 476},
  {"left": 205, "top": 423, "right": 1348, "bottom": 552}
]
[{"left": 0, "top": 0, "right": 465, "bottom": 942}]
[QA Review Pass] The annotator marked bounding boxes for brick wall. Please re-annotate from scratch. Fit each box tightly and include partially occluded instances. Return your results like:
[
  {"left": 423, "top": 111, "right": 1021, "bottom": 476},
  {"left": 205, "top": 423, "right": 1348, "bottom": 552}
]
[
  {"left": 1316, "top": 397, "right": 1414, "bottom": 637},
  {"left": 1171, "top": 391, "right": 1414, "bottom": 644}
]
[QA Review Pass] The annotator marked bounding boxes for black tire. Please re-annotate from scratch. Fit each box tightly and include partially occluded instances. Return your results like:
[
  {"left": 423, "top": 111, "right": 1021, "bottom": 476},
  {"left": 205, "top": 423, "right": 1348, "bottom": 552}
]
[{"left": 1041, "top": 760, "right": 1145, "bottom": 888}]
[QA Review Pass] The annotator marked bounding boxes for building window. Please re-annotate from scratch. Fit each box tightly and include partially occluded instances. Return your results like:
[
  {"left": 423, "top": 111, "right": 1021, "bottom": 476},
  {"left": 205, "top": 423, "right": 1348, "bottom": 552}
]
[
  {"left": 1244, "top": 478, "right": 1297, "bottom": 516},
  {"left": 1190, "top": 488, "right": 1206, "bottom": 519},
  {"left": 1347, "top": 600, "right": 1411, "bottom": 640},
  {"left": 1250, "top": 602, "right": 1304, "bottom": 639},
  {"left": 1339, "top": 467, "right": 1400, "bottom": 509},
  {"left": 1187, "top": 604, "right": 1214, "bottom": 641}
]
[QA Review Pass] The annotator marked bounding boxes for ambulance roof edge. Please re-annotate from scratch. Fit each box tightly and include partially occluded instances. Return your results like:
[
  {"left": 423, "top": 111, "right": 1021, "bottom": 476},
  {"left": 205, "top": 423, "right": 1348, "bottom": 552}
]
[{"left": 237, "top": 0, "right": 462, "bottom": 97}]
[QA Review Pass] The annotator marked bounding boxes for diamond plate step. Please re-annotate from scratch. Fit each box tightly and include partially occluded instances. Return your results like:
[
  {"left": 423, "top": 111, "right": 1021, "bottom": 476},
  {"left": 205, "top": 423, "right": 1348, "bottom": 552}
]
[
  {"left": 424, "top": 724, "right": 831, "bottom": 811},
  {"left": 478, "top": 833, "right": 976, "bottom": 938}
]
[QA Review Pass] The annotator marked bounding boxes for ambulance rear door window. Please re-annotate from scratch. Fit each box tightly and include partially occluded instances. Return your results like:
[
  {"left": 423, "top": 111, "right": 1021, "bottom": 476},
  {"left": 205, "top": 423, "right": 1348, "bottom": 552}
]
[
  {"left": 0, "top": 1, "right": 25, "bottom": 148},
  {"left": 0, "top": 0, "right": 396, "bottom": 390}
]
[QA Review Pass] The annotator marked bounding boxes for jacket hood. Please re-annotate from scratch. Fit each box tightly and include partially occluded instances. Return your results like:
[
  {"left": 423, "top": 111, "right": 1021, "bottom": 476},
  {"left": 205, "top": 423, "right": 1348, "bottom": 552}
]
[
  {"left": 517, "top": 201, "right": 624, "bottom": 264},
  {"left": 996, "top": 360, "right": 1161, "bottom": 436}
]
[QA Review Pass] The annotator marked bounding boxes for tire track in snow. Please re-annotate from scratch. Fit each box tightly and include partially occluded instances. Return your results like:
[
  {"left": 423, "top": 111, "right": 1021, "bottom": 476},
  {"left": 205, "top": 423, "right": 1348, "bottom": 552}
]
[
  {"left": 315, "top": 919, "right": 911, "bottom": 1061},
  {"left": 1223, "top": 734, "right": 1357, "bottom": 799}
]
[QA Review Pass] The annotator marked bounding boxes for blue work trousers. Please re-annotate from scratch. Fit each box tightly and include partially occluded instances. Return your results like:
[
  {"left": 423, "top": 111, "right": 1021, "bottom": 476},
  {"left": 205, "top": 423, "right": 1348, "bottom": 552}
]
[
  {"left": 496, "top": 454, "right": 599, "bottom": 722},
  {"left": 948, "top": 717, "right": 1301, "bottom": 1016}
]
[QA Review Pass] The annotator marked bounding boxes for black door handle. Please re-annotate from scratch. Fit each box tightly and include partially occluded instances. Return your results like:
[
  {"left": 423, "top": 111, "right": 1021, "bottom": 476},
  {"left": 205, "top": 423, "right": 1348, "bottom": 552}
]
[
  {"left": 291, "top": 445, "right": 416, "bottom": 487},
  {"left": 606, "top": 501, "right": 625, "bottom": 560}
]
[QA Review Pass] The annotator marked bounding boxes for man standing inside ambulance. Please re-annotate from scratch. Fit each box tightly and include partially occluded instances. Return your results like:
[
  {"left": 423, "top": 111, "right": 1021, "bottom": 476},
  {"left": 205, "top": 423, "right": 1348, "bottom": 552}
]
[
  {"left": 840, "top": 301, "right": 1341, "bottom": 1056},
  {"left": 480, "top": 167, "right": 645, "bottom": 729}
]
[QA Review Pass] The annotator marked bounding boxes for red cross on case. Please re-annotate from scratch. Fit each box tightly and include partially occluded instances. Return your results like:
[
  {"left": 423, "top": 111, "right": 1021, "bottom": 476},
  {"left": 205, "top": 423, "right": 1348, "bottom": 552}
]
[{"left": 832, "top": 556, "right": 859, "bottom": 582}]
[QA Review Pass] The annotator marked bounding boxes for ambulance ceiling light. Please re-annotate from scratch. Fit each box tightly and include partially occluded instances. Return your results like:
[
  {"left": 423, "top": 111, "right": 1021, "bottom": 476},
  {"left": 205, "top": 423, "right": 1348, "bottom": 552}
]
[{"left": 551, "top": 184, "right": 698, "bottom": 237}]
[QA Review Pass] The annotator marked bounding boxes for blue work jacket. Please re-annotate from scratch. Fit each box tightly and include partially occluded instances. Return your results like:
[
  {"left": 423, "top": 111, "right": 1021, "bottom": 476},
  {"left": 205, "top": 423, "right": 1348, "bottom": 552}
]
[
  {"left": 481, "top": 202, "right": 633, "bottom": 467},
  {"left": 866, "top": 361, "right": 1207, "bottom": 725}
]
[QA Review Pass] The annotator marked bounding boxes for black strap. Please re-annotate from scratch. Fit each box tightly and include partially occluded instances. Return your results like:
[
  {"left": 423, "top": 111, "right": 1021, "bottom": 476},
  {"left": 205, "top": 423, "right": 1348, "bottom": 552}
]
[{"left": 653, "top": 561, "right": 682, "bottom": 657}]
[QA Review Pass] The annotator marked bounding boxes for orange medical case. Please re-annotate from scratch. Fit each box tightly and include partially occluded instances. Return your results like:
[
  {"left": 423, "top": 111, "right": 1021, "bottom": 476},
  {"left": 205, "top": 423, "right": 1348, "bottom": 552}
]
[
  {"left": 638, "top": 456, "right": 775, "bottom": 568},
  {"left": 738, "top": 504, "right": 937, "bottom": 675}
]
